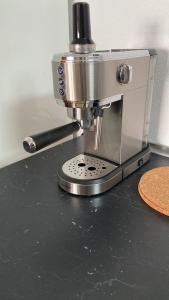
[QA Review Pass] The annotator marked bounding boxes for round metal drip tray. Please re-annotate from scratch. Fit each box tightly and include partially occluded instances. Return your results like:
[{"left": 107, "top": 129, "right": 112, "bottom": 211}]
[{"left": 62, "top": 154, "right": 117, "bottom": 180}]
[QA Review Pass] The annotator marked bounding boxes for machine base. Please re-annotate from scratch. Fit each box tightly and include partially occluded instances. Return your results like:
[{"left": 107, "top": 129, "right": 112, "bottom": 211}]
[{"left": 57, "top": 146, "right": 151, "bottom": 196}]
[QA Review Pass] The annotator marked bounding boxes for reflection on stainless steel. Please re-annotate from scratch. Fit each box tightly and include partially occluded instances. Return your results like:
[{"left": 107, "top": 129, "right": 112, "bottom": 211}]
[
  {"left": 67, "top": 107, "right": 93, "bottom": 129},
  {"left": 52, "top": 50, "right": 150, "bottom": 108},
  {"left": 23, "top": 2, "right": 157, "bottom": 196},
  {"left": 89, "top": 197, "right": 104, "bottom": 208},
  {"left": 58, "top": 147, "right": 151, "bottom": 196},
  {"left": 70, "top": 43, "right": 96, "bottom": 54},
  {"left": 58, "top": 165, "right": 122, "bottom": 196},
  {"left": 94, "top": 116, "right": 102, "bottom": 151},
  {"left": 51, "top": 3, "right": 157, "bottom": 196}
]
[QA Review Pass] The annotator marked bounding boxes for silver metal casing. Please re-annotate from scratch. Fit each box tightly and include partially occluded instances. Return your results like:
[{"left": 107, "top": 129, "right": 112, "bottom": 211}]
[
  {"left": 52, "top": 49, "right": 156, "bottom": 164},
  {"left": 52, "top": 49, "right": 156, "bottom": 195},
  {"left": 52, "top": 50, "right": 150, "bottom": 108}
]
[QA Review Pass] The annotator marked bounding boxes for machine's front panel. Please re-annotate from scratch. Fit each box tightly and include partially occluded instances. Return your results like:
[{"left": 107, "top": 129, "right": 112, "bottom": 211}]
[{"left": 52, "top": 54, "right": 150, "bottom": 108}]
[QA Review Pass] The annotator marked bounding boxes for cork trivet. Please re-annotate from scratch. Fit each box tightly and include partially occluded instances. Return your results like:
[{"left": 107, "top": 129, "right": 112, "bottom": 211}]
[{"left": 138, "top": 167, "right": 169, "bottom": 216}]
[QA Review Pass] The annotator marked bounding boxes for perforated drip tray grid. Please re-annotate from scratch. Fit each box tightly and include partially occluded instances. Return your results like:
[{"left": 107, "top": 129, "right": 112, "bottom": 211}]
[{"left": 62, "top": 154, "right": 117, "bottom": 180}]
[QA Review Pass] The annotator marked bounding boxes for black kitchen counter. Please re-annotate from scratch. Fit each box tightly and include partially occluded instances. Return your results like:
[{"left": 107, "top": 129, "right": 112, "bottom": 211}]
[{"left": 0, "top": 139, "right": 169, "bottom": 300}]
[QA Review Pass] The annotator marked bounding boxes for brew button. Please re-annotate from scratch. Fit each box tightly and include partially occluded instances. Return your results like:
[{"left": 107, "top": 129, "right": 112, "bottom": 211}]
[
  {"left": 59, "top": 88, "right": 64, "bottom": 96},
  {"left": 58, "top": 66, "right": 64, "bottom": 75},
  {"left": 59, "top": 79, "right": 64, "bottom": 86}
]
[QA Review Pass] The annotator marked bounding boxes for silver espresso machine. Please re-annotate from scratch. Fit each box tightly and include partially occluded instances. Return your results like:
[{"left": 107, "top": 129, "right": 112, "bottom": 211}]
[{"left": 23, "top": 2, "right": 157, "bottom": 196}]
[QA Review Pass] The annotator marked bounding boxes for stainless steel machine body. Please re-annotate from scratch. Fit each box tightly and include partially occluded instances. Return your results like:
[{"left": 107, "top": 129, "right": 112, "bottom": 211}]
[
  {"left": 52, "top": 50, "right": 156, "bottom": 162},
  {"left": 52, "top": 49, "right": 156, "bottom": 195},
  {"left": 23, "top": 2, "right": 157, "bottom": 196}
]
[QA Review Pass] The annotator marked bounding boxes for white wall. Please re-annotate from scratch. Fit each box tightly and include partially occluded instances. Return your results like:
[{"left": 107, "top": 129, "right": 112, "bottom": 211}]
[
  {"left": 72, "top": 0, "right": 169, "bottom": 148},
  {"left": 1, "top": 0, "right": 169, "bottom": 167},
  {"left": 0, "top": 0, "right": 70, "bottom": 167}
]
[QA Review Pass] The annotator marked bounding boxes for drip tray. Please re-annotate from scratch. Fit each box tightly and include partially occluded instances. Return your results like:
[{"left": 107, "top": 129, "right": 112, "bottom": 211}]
[{"left": 62, "top": 154, "right": 117, "bottom": 180}]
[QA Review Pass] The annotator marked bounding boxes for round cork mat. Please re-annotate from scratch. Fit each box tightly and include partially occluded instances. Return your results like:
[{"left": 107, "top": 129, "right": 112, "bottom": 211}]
[{"left": 138, "top": 167, "right": 169, "bottom": 216}]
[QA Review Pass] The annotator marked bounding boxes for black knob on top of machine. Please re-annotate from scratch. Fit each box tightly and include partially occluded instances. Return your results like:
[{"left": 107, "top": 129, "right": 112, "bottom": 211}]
[{"left": 71, "top": 2, "right": 94, "bottom": 45}]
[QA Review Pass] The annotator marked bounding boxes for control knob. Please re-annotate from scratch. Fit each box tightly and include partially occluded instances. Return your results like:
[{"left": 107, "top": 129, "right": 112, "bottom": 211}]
[{"left": 117, "top": 64, "right": 132, "bottom": 84}]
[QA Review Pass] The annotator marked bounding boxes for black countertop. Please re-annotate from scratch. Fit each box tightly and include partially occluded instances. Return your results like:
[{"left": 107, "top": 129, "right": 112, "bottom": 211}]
[{"left": 0, "top": 140, "right": 169, "bottom": 300}]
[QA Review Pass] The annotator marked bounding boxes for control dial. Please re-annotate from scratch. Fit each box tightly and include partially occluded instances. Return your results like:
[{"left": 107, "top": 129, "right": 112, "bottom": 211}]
[{"left": 117, "top": 64, "right": 132, "bottom": 84}]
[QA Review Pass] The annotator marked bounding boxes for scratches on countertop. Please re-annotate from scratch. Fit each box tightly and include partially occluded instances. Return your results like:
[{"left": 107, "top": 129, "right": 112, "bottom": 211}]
[
  {"left": 80, "top": 277, "right": 136, "bottom": 300},
  {"left": 95, "top": 277, "right": 136, "bottom": 289}
]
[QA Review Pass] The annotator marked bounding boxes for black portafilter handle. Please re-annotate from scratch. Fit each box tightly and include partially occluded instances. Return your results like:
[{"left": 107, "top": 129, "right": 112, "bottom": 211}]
[
  {"left": 23, "top": 121, "right": 80, "bottom": 153},
  {"left": 71, "top": 2, "right": 94, "bottom": 45}
]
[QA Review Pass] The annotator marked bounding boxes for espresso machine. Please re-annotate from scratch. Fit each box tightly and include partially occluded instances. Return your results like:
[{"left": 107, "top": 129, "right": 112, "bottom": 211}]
[{"left": 23, "top": 2, "right": 157, "bottom": 196}]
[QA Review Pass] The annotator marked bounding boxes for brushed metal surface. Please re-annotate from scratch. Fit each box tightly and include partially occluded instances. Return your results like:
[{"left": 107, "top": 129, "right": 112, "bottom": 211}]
[
  {"left": 57, "top": 147, "right": 151, "bottom": 196},
  {"left": 70, "top": 43, "right": 96, "bottom": 53},
  {"left": 52, "top": 49, "right": 157, "bottom": 192},
  {"left": 120, "top": 87, "right": 148, "bottom": 163},
  {"left": 84, "top": 100, "right": 123, "bottom": 163},
  {"left": 122, "top": 146, "right": 151, "bottom": 178},
  {"left": 82, "top": 51, "right": 156, "bottom": 164},
  {"left": 62, "top": 154, "right": 117, "bottom": 180},
  {"left": 58, "top": 166, "right": 122, "bottom": 196},
  {"left": 52, "top": 50, "right": 150, "bottom": 108},
  {"left": 85, "top": 86, "right": 148, "bottom": 164}
]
